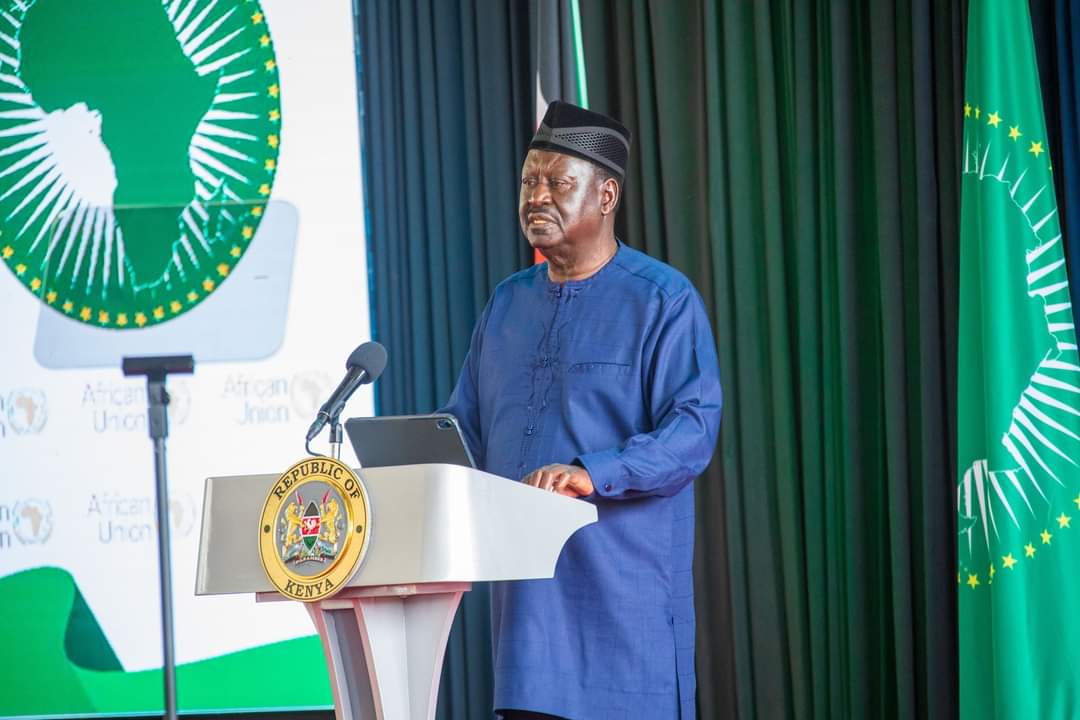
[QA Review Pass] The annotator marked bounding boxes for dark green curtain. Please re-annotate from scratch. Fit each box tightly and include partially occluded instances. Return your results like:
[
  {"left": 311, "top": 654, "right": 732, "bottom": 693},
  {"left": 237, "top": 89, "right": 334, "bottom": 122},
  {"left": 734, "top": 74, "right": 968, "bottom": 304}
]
[
  {"left": 356, "top": 1, "right": 533, "bottom": 717},
  {"left": 579, "top": 2, "right": 962, "bottom": 718}
]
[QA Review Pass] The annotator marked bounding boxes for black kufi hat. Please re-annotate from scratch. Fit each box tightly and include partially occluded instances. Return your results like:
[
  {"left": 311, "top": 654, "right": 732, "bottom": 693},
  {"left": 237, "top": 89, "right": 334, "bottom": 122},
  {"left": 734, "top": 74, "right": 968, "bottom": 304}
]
[{"left": 529, "top": 101, "right": 631, "bottom": 180}]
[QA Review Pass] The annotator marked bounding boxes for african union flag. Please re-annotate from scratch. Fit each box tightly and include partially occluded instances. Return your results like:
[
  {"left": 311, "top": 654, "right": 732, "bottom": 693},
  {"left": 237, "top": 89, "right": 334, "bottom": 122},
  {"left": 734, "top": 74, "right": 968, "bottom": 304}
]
[{"left": 957, "top": 1, "right": 1080, "bottom": 717}]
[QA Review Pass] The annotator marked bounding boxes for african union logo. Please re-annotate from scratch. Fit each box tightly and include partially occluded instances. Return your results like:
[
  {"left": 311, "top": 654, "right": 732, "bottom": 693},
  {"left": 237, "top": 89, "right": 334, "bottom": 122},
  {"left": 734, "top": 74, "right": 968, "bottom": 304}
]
[
  {"left": 6, "top": 388, "right": 46, "bottom": 434},
  {"left": 13, "top": 498, "right": 52, "bottom": 545},
  {"left": 259, "top": 457, "right": 371, "bottom": 602},
  {"left": 0, "top": 0, "right": 282, "bottom": 329},
  {"left": 289, "top": 370, "right": 333, "bottom": 418}
]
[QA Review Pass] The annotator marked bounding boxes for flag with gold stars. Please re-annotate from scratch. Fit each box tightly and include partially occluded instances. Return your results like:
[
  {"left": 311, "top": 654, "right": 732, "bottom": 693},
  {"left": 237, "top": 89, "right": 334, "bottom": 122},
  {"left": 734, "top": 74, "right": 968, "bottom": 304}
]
[{"left": 958, "top": 1, "right": 1080, "bottom": 717}]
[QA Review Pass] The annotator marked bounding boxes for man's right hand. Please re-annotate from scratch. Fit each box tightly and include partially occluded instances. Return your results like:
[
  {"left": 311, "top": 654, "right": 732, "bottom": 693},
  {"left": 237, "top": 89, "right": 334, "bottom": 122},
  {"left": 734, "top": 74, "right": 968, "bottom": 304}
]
[{"left": 521, "top": 463, "right": 594, "bottom": 498}]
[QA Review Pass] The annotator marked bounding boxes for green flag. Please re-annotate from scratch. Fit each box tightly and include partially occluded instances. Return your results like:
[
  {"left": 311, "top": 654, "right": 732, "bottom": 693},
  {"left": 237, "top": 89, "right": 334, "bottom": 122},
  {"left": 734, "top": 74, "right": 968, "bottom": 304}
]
[{"left": 958, "top": 1, "right": 1080, "bottom": 717}]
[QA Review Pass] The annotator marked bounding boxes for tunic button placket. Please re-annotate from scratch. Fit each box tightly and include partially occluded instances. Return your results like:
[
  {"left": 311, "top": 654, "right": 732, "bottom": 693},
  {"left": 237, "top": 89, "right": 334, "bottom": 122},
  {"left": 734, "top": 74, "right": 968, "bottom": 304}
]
[{"left": 521, "top": 285, "right": 568, "bottom": 471}]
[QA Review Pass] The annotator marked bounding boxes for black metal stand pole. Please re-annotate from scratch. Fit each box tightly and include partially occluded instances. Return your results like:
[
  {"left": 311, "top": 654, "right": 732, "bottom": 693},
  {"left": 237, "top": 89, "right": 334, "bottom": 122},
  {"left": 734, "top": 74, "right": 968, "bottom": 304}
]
[
  {"left": 148, "top": 376, "right": 178, "bottom": 720},
  {"left": 123, "top": 355, "right": 194, "bottom": 720}
]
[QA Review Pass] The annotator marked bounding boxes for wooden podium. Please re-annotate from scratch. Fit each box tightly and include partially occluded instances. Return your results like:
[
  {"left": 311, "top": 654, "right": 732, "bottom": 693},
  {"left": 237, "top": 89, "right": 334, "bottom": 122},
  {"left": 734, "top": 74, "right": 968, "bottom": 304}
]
[{"left": 195, "top": 462, "right": 596, "bottom": 719}]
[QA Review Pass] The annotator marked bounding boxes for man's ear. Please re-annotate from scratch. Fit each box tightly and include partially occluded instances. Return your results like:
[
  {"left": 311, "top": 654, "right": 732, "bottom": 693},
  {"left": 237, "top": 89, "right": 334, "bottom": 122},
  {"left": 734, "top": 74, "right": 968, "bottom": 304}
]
[{"left": 600, "top": 177, "right": 620, "bottom": 216}]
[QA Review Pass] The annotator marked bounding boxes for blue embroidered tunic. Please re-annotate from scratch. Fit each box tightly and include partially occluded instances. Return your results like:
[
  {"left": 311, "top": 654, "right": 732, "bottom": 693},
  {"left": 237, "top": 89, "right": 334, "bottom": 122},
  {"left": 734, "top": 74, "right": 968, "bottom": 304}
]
[{"left": 440, "top": 243, "right": 722, "bottom": 719}]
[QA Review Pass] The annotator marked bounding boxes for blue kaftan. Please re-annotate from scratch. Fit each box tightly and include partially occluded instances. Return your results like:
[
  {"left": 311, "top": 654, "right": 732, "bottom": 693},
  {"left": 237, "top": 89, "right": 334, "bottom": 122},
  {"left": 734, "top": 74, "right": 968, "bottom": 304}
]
[{"left": 440, "top": 243, "right": 722, "bottom": 719}]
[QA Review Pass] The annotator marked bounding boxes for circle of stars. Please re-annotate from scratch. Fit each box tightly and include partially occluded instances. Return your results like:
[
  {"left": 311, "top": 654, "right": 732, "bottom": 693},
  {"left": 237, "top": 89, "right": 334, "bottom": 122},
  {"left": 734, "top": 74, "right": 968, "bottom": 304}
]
[{"left": 960, "top": 491, "right": 1080, "bottom": 590}]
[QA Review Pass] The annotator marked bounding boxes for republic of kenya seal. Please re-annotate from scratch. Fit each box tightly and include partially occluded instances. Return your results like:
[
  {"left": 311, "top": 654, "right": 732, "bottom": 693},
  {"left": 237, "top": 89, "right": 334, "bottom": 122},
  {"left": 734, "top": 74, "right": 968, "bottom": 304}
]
[
  {"left": 259, "top": 457, "right": 371, "bottom": 602},
  {"left": 0, "top": 0, "right": 282, "bottom": 329}
]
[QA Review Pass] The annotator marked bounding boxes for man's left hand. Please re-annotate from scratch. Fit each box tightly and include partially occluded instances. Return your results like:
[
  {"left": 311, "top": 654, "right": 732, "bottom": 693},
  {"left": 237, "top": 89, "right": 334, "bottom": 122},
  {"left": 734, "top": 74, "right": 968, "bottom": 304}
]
[{"left": 522, "top": 463, "right": 594, "bottom": 498}]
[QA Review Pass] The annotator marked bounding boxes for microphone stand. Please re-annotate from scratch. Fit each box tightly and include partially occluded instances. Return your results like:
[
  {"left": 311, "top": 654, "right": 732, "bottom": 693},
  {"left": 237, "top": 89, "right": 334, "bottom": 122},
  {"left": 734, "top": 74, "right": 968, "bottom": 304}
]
[
  {"left": 328, "top": 416, "right": 343, "bottom": 460},
  {"left": 122, "top": 355, "right": 194, "bottom": 720}
]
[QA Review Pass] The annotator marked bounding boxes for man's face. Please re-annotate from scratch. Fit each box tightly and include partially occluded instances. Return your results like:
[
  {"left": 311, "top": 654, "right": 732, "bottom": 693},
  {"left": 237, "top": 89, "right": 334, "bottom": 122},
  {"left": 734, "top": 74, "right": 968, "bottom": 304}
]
[{"left": 519, "top": 149, "right": 607, "bottom": 253}]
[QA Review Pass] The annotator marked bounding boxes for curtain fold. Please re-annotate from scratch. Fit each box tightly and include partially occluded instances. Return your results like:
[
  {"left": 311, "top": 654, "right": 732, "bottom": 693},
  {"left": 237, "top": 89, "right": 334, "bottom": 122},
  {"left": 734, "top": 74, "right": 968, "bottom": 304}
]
[
  {"left": 579, "top": 2, "right": 962, "bottom": 717},
  {"left": 356, "top": 2, "right": 533, "bottom": 717}
]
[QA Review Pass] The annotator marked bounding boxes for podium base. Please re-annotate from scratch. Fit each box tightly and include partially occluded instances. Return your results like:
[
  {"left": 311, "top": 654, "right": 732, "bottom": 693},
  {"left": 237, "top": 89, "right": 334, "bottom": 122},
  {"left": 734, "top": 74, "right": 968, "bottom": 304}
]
[{"left": 258, "top": 582, "right": 470, "bottom": 720}]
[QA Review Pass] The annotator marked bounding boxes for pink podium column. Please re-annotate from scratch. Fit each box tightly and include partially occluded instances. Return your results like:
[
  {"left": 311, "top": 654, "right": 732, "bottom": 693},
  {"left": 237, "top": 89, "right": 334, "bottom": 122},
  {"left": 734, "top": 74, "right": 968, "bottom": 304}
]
[{"left": 258, "top": 582, "right": 471, "bottom": 720}]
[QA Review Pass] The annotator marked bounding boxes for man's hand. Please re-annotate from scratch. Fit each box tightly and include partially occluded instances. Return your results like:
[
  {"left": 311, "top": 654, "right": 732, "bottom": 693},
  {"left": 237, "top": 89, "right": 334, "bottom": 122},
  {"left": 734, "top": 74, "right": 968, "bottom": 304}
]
[{"left": 522, "top": 463, "right": 594, "bottom": 498}]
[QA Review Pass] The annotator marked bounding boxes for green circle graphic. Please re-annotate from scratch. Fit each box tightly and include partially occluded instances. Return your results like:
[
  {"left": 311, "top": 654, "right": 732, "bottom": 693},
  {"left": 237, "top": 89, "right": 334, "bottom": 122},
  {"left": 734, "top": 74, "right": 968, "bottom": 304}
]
[{"left": 0, "top": 0, "right": 282, "bottom": 328}]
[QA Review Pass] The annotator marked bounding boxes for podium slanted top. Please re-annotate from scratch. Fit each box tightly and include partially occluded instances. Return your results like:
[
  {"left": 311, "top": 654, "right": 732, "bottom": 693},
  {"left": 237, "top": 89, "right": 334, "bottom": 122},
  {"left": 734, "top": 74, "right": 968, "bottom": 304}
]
[{"left": 195, "top": 462, "right": 597, "bottom": 595}]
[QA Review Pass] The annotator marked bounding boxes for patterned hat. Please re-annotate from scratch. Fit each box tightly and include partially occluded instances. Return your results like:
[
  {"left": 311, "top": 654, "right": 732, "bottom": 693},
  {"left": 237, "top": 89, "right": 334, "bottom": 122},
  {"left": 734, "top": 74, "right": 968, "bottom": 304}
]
[{"left": 529, "top": 100, "right": 631, "bottom": 179}]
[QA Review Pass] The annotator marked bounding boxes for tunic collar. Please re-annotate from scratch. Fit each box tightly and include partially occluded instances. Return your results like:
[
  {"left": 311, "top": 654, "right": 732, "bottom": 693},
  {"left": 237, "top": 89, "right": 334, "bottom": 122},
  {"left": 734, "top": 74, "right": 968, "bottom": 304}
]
[{"left": 544, "top": 239, "right": 624, "bottom": 297}]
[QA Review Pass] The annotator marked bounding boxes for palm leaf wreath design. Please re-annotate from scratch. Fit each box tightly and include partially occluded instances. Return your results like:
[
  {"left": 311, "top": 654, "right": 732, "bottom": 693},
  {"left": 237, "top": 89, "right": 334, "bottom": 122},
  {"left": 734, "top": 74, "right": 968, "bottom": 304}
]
[{"left": 957, "top": 124, "right": 1080, "bottom": 565}]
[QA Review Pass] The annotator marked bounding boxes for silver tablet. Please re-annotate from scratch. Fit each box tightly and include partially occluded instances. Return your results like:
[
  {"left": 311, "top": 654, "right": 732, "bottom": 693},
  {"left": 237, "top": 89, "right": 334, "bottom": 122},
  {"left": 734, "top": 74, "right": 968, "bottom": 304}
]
[{"left": 344, "top": 413, "right": 476, "bottom": 468}]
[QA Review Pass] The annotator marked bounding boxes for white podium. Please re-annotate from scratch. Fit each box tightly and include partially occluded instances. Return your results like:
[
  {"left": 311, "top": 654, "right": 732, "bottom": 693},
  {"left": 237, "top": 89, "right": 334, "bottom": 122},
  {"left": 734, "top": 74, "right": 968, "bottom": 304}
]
[{"left": 195, "top": 463, "right": 596, "bottom": 720}]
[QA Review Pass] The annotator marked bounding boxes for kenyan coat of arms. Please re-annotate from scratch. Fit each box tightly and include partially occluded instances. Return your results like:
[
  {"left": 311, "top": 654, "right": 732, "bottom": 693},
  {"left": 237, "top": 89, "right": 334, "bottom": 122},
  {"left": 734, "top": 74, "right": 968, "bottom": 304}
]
[{"left": 280, "top": 490, "right": 342, "bottom": 565}]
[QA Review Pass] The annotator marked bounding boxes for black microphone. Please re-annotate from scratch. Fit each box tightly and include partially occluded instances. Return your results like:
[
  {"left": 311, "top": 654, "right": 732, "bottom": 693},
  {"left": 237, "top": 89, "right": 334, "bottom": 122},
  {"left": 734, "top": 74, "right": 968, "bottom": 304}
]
[{"left": 305, "top": 341, "right": 387, "bottom": 442}]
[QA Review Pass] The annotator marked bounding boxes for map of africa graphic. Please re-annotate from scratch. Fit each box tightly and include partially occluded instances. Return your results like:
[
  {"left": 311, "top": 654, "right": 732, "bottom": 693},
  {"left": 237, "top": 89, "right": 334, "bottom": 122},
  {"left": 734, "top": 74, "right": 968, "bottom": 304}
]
[{"left": 0, "top": 0, "right": 282, "bottom": 328}]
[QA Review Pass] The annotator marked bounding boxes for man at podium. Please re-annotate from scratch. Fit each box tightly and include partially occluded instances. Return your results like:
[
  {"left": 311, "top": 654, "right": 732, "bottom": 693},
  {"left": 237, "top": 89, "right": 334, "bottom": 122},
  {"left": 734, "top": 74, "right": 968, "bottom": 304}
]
[{"left": 441, "top": 101, "right": 723, "bottom": 720}]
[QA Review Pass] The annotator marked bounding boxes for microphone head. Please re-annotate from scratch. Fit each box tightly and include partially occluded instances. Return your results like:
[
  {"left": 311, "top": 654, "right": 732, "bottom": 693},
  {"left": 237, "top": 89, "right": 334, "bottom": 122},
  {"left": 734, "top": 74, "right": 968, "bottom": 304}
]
[{"left": 346, "top": 341, "right": 387, "bottom": 383}]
